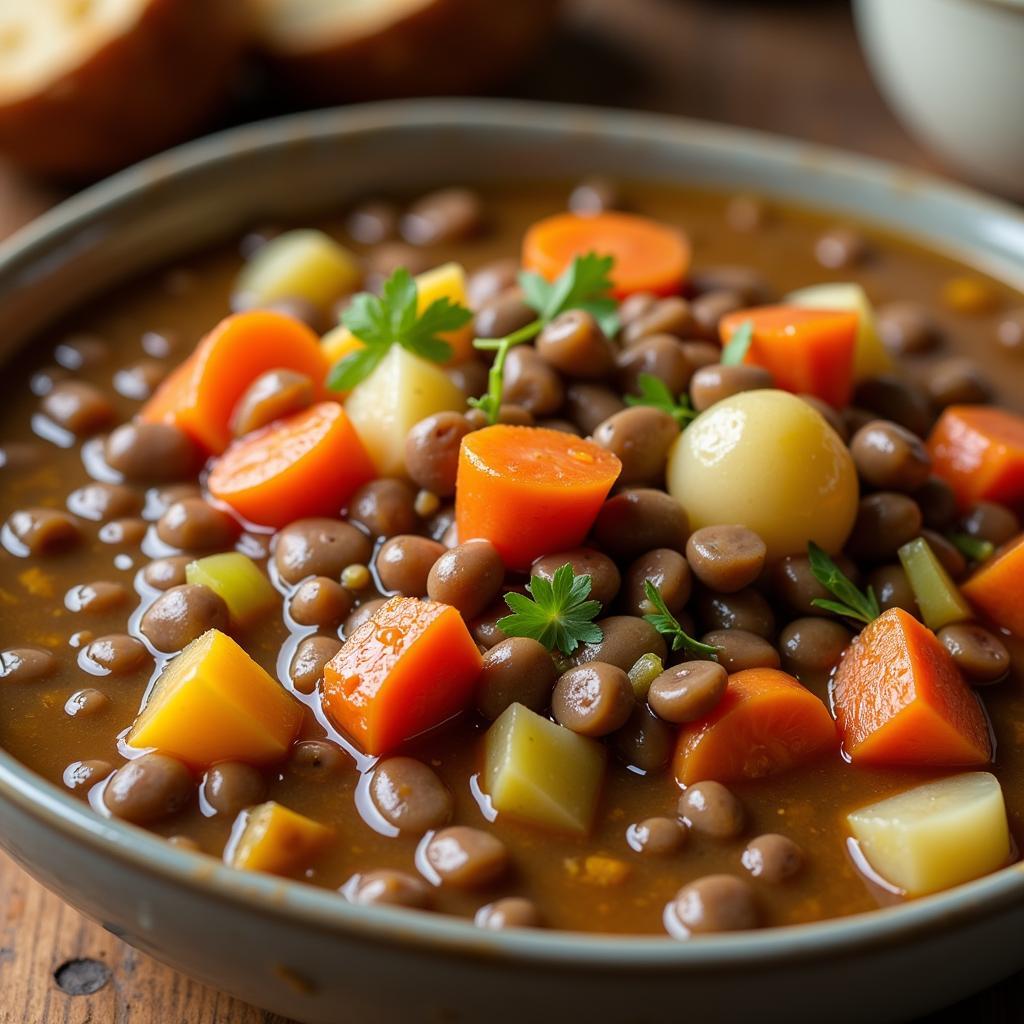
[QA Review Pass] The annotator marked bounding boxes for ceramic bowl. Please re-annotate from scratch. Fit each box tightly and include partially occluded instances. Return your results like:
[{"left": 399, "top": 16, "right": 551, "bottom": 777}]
[{"left": 1, "top": 100, "right": 1024, "bottom": 1024}]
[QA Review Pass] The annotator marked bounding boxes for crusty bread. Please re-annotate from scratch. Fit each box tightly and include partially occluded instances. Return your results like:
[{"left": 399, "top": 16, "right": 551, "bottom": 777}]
[
  {"left": 249, "top": 0, "right": 560, "bottom": 103},
  {"left": 0, "top": 0, "right": 246, "bottom": 178}
]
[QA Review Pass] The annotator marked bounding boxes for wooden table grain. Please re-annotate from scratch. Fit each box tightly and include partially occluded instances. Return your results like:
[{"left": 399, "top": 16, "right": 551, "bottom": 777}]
[{"left": 0, "top": 2, "right": 1019, "bottom": 1022}]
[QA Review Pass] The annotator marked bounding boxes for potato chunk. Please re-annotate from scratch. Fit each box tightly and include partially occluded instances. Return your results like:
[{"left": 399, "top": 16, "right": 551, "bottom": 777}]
[
  {"left": 127, "top": 629, "right": 302, "bottom": 767},
  {"left": 847, "top": 772, "right": 1010, "bottom": 896},
  {"left": 186, "top": 553, "right": 278, "bottom": 626},
  {"left": 484, "top": 703, "right": 606, "bottom": 834},
  {"left": 226, "top": 801, "right": 332, "bottom": 875}
]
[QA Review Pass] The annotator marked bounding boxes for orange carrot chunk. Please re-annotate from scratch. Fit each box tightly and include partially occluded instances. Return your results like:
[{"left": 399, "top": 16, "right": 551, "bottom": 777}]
[
  {"left": 455, "top": 425, "right": 621, "bottom": 571},
  {"left": 207, "top": 402, "right": 375, "bottom": 529},
  {"left": 719, "top": 305, "right": 858, "bottom": 408},
  {"left": 141, "top": 310, "right": 328, "bottom": 453},
  {"left": 522, "top": 212, "right": 690, "bottom": 298},
  {"left": 927, "top": 405, "right": 1024, "bottom": 508},
  {"left": 674, "top": 667, "right": 837, "bottom": 786},
  {"left": 322, "top": 596, "right": 483, "bottom": 755},
  {"left": 833, "top": 607, "right": 991, "bottom": 767},
  {"left": 962, "top": 533, "right": 1024, "bottom": 637}
]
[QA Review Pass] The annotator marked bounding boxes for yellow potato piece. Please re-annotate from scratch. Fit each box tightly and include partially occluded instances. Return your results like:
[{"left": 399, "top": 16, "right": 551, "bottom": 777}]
[
  {"left": 847, "top": 772, "right": 1010, "bottom": 896},
  {"left": 127, "top": 629, "right": 302, "bottom": 768},
  {"left": 186, "top": 553, "right": 278, "bottom": 626},
  {"left": 786, "top": 281, "right": 893, "bottom": 380},
  {"left": 226, "top": 801, "right": 333, "bottom": 875},
  {"left": 484, "top": 702, "right": 606, "bottom": 834}
]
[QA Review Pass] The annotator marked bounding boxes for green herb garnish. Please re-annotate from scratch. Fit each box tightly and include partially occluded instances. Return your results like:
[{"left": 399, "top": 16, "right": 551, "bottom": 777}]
[
  {"left": 720, "top": 320, "right": 754, "bottom": 366},
  {"left": 625, "top": 373, "right": 699, "bottom": 428},
  {"left": 327, "top": 267, "right": 472, "bottom": 391},
  {"left": 807, "top": 541, "right": 881, "bottom": 626},
  {"left": 643, "top": 580, "right": 719, "bottom": 659},
  {"left": 947, "top": 532, "right": 995, "bottom": 564},
  {"left": 497, "top": 564, "right": 603, "bottom": 656}
]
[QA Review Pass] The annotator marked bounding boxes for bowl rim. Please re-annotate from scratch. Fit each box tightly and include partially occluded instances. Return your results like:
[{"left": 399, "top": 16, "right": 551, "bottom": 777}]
[{"left": 2, "top": 97, "right": 1024, "bottom": 971}]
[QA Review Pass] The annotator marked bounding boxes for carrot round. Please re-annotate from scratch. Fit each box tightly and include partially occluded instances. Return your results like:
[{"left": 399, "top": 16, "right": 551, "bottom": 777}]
[
  {"left": 673, "top": 668, "right": 837, "bottom": 785},
  {"left": 832, "top": 607, "right": 991, "bottom": 767},
  {"left": 927, "top": 405, "right": 1024, "bottom": 507},
  {"left": 207, "top": 402, "right": 375, "bottom": 529},
  {"left": 322, "top": 596, "right": 483, "bottom": 755},
  {"left": 719, "top": 305, "right": 858, "bottom": 408},
  {"left": 455, "top": 425, "right": 621, "bottom": 570},
  {"left": 522, "top": 212, "right": 690, "bottom": 298},
  {"left": 962, "top": 533, "right": 1024, "bottom": 637},
  {"left": 141, "top": 310, "right": 328, "bottom": 453}
]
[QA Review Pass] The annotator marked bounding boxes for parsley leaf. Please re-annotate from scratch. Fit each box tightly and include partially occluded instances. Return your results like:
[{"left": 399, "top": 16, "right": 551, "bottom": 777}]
[
  {"left": 326, "top": 267, "right": 471, "bottom": 391},
  {"left": 807, "top": 541, "right": 881, "bottom": 625},
  {"left": 497, "top": 564, "right": 603, "bottom": 656},
  {"left": 518, "top": 252, "right": 620, "bottom": 337},
  {"left": 947, "top": 532, "right": 995, "bottom": 564},
  {"left": 720, "top": 320, "right": 754, "bottom": 366},
  {"left": 643, "top": 580, "right": 719, "bottom": 659},
  {"left": 625, "top": 373, "right": 699, "bottom": 428}
]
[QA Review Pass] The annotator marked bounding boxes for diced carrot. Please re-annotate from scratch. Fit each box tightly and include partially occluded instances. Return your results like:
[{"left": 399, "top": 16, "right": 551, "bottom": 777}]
[
  {"left": 322, "top": 596, "right": 483, "bottom": 755},
  {"left": 927, "top": 405, "right": 1024, "bottom": 507},
  {"left": 719, "top": 305, "right": 858, "bottom": 408},
  {"left": 207, "top": 402, "right": 375, "bottom": 529},
  {"left": 832, "top": 607, "right": 991, "bottom": 766},
  {"left": 522, "top": 212, "right": 690, "bottom": 298},
  {"left": 962, "top": 533, "right": 1024, "bottom": 637},
  {"left": 455, "top": 425, "right": 621, "bottom": 570},
  {"left": 673, "top": 668, "right": 837, "bottom": 785},
  {"left": 141, "top": 310, "right": 328, "bottom": 453}
]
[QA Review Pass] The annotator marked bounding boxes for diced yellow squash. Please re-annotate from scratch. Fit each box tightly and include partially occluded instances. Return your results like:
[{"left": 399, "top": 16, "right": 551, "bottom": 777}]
[
  {"left": 235, "top": 229, "right": 360, "bottom": 316},
  {"left": 225, "top": 801, "right": 333, "bottom": 875},
  {"left": 344, "top": 345, "right": 465, "bottom": 477},
  {"left": 186, "top": 553, "right": 278, "bottom": 626},
  {"left": 786, "top": 281, "right": 893, "bottom": 379},
  {"left": 484, "top": 702, "right": 606, "bottom": 834},
  {"left": 847, "top": 772, "right": 1010, "bottom": 896},
  {"left": 127, "top": 629, "right": 302, "bottom": 768},
  {"left": 897, "top": 537, "right": 972, "bottom": 631}
]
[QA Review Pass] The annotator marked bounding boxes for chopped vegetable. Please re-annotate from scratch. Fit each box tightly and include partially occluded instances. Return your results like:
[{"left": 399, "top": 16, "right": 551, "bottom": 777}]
[
  {"left": 207, "top": 402, "right": 376, "bottom": 529},
  {"left": 624, "top": 373, "right": 698, "bottom": 428},
  {"left": 522, "top": 211, "right": 690, "bottom": 298},
  {"left": 185, "top": 553, "right": 278, "bottom": 626},
  {"left": 807, "top": 541, "right": 881, "bottom": 625},
  {"left": 455, "top": 425, "right": 621, "bottom": 570},
  {"left": 225, "top": 801, "right": 333, "bottom": 876},
  {"left": 719, "top": 305, "right": 858, "bottom": 407},
  {"left": 643, "top": 580, "right": 718, "bottom": 658},
  {"left": 233, "top": 229, "right": 360, "bottom": 316},
  {"left": 322, "top": 596, "right": 482, "bottom": 756},
  {"left": 927, "top": 405, "right": 1024, "bottom": 507},
  {"left": 141, "top": 311, "right": 329, "bottom": 454},
  {"left": 628, "top": 652, "right": 664, "bottom": 699},
  {"left": 673, "top": 667, "right": 837, "bottom": 785},
  {"left": 484, "top": 702, "right": 606, "bottom": 834},
  {"left": 127, "top": 629, "right": 303, "bottom": 768},
  {"left": 961, "top": 533, "right": 1024, "bottom": 637},
  {"left": 498, "top": 564, "right": 602, "bottom": 656},
  {"left": 847, "top": 772, "right": 1010, "bottom": 896},
  {"left": 832, "top": 607, "right": 991, "bottom": 766},
  {"left": 719, "top": 321, "right": 753, "bottom": 366},
  {"left": 948, "top": 532, "right": 995, "bottom": 565},
  {"left": 897, "top": 537, "right": 972, "bottom": 631}
]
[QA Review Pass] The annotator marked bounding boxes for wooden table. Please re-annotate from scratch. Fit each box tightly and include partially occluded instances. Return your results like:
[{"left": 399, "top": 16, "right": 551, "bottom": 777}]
[{"left": 1, "top": 2, "right": 1019, "bottom": 1021}]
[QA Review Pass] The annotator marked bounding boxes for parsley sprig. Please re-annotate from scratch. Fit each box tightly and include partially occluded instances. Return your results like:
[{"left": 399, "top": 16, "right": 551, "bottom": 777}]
[
  {"left": 327, "top": 268, "right": 472, "bottom": 391},
  {"left": 625, "top": 373, "right": 699, "bottom": 428},
  {"left": 720, "top": 320, "right": 754, "bottom": 366},
  {"left": 470, "top": 253, "right": 618, "bottom": 424},
  {"left": 807, "top": 541, "right": 881, "bottom": 626},
  {"left": 643, "top": 581, "right": 719, "bottom": 659},
  {"left": 497, "top": 564, "right": 603, "bottom": 656}
]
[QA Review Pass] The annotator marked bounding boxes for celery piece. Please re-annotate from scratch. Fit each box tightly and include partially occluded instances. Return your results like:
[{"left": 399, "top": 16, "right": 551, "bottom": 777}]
[
  {"left": 628, "top": 652, "right": 664, "bottom": 699},
  {"left": 186, "top": 553, "right": 278, "bottom": 626},
  {"left": 897, "top": 537, "right": 972, "bottom": 631}
]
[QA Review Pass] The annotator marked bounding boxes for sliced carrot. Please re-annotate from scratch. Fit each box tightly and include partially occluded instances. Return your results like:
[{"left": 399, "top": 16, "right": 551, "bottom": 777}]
[
  {"left": 719, "top": 305, "right": 858, "bottom": 408},
  {"left": 962, "top": 533, "right": 1024, "bottom": 637},
  {"left": 141, "top": 310, "right": 328, "bottom": 453},
  {"left": 207, "top": 402, "right": 375, "bottom": 529},
  {"left": 673, "top": 667, "right": 837, "bottom": 785},
  {"left": 322, "top": 596, "right": 483, "bottom": 755},
  {"left": 455, "top": 425, "right": 621, "bottom": 570},
  {"left": 832, "top": 607, "right": 991, "bottom": 767},
  {"left": 522, "top": 212, "right": 690, "bottom": 298},
  {"left": 927, "top": 405, "right": 1024, "bottom": 507}
]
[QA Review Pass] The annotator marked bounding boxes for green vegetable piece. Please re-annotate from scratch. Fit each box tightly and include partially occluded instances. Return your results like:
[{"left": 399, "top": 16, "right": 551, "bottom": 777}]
[
  {"left": 186, "top": 553, "right": 278, "bottom": 626},
  {"left": 897, "top": 537, "right": 972, "bottom": 631},
  {"left": 484, "top": 702, "right": 606, "bottom": 834},
  {"left": 643, "top": 580, "right": 718, "bottom": 658},
  {"left": 628, "top": 652, "right": 664, "bottom": 699},
  {"left": 808, "top": 541, "right": 881, "bottom": 625},
  {"left": 947, "top": 532, "right": 995, "bottom": 565},
  {"left": 624, "top": 373, "right": 698, "bottom": 428},
  {"left": 720, "top": 320, "right": 754, "bottom": 366}
]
